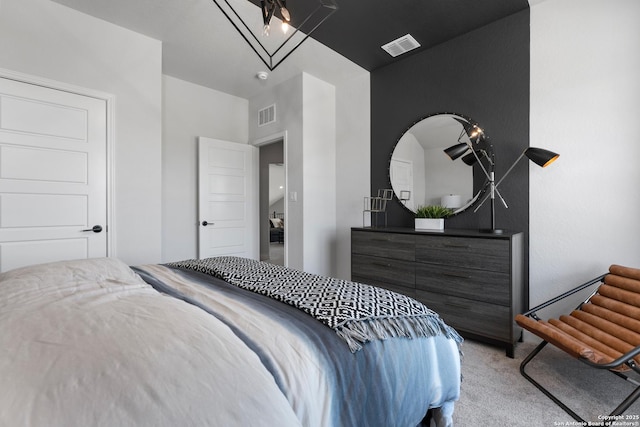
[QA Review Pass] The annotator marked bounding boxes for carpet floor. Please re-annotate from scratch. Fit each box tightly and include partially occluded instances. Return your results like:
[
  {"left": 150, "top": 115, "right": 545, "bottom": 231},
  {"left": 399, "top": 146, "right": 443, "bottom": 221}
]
[{"left": 452, "top": 339, "right": 640, "bottom": 426}]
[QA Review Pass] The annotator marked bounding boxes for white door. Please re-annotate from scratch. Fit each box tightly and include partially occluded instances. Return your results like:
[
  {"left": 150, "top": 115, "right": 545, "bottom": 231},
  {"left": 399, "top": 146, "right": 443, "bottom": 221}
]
[
  {"left": 198, "top": 137, "right": 258, "bottom": 260},
  {"left": 0, "top": 77, "right": 108, "bottom": 272},
  {"left": 390, "top": 158, "right": 414, "bottom": 210}
]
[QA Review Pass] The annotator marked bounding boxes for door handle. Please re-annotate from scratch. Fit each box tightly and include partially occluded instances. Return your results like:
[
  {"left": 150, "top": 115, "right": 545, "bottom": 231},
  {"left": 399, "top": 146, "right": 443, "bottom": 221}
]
[
  {"left": 82, "top": 225, "right": 103, "bottom": 233},
  {"left": 201, "top": 221, "right": 214, "bottom": 226}
]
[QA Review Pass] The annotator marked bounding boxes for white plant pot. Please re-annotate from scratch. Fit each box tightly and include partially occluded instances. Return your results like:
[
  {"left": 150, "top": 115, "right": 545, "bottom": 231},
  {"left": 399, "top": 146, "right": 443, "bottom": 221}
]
[{"left": 415, "top": 218, "right": 444, "bottom": 231}]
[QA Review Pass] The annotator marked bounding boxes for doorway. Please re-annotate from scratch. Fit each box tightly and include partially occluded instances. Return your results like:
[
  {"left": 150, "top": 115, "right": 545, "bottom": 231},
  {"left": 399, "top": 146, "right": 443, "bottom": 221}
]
[{"left": 258, "top": 138, "right": 285, "bottom": 266}]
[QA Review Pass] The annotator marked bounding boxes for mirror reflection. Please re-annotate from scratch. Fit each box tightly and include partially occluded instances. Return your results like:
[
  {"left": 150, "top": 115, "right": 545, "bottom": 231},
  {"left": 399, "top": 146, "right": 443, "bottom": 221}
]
[{"left": 389, "top": 113, "right": 493, "bottom": 215}]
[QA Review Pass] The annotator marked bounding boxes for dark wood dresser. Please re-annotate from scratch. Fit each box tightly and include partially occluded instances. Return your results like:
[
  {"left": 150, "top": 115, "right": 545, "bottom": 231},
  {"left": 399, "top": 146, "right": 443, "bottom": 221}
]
[{"left": 351, "top": 227, "right": 524, "bottom": 357}]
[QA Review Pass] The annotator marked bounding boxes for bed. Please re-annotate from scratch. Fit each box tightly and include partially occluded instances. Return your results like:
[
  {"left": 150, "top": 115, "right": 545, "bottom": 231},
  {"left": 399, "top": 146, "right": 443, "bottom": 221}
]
[
  {"left": 0, "top": 256, "right": 462, "bottom": 427},
  {"left": 269, "top": 215, "right": 284, "bottom": 243}
]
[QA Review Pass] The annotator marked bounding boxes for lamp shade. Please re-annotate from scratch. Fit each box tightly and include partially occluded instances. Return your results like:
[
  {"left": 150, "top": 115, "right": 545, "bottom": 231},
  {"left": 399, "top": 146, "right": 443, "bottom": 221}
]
[
  {"left": 444, "top": 143, "right": 470, "bottom": 160},
  {"left": 525, "top": 147, "right": 559, "bottom": 167},
  {"left": 461, "top": 151, "right": 477, "bottom": 165},
  {"left": 452, "top": 117, "right": 484, "bottom": 143},
  {"left": 462, "top": 149, "right": 490, "bottom": 166}
]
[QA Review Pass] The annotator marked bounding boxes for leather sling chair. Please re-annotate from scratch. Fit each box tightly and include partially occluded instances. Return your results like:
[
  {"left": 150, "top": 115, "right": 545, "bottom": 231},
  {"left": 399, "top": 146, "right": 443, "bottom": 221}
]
[{"left": 515, "top": 264, "right": 640, "bottom": 422}]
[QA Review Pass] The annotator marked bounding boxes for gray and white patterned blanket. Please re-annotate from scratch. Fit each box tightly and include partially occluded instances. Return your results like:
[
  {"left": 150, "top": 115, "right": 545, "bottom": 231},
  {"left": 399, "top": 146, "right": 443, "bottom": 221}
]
[{"left": 166, "top": 256, "right": 462, "bottom": 352}]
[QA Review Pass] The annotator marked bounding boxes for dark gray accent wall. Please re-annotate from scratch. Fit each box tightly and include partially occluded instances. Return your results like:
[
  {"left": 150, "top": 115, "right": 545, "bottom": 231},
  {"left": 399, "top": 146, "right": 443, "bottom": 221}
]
[{"left": 370, "top": 9, "right": 530, "bottom": 298}]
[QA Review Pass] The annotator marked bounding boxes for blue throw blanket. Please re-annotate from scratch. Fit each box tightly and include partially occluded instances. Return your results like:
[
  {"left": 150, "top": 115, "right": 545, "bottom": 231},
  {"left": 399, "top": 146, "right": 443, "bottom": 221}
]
[{"left": 166, "top": 256, "right": 462, "bottom": 352}]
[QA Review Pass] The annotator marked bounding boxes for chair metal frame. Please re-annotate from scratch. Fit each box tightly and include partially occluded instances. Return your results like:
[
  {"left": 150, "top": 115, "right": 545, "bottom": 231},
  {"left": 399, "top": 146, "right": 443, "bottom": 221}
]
[{"left": 519, "top": 272, "right": 640, "bottom": 422}]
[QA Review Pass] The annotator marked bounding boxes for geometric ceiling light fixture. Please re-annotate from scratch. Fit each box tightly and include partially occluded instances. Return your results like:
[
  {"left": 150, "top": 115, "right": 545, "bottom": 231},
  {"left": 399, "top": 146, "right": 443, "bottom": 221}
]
[
  {"left": 261, "top": 0, "right": 291, "bottom": 36},
  {"left": 210, "top": 0, "right": 338, "bottom": 71}
]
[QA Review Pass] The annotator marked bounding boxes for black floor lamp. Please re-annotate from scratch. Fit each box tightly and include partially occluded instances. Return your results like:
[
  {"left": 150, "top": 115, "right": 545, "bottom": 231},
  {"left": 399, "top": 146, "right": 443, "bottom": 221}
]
[{"left": 445, "top": 139, "right": 559, "bottom": 234}]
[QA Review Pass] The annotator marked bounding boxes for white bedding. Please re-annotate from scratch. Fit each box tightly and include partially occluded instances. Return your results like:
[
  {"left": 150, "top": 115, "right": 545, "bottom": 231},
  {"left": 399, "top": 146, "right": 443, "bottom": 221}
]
[{"left": 0, "top": 258, "right": 301, "bottom": 427}]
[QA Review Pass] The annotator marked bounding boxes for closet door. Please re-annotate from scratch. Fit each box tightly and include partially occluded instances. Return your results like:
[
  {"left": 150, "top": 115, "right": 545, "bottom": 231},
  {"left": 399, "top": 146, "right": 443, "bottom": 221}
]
[{"left": 0, "top": 77, "right": 108, "bottom": 272}]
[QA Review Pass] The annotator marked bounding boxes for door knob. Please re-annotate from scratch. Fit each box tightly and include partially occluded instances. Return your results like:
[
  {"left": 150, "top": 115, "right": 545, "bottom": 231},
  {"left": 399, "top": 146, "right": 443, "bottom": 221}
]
[
  {"left": 82, "top": 225, "right": 103, "bottom": 233},
  {"left": 201, "top": 221, "right": 214, "bottom": 226}
]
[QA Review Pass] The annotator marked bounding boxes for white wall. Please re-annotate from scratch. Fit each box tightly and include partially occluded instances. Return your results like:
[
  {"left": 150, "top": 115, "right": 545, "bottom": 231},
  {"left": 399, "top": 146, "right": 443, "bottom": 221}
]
[
  {"left": 0, "top": 0, "right": 368, "bottom": 275},
  {"left": 530, "top": 0, "right": 640, "bottom": 313},
  {"left": 162, "top": 75, "right": 249, "bottom": 262},
  {"left": 250, "top": 74, "right": 305, "bottom": 269},
  {"left": 250, "top": 70, "right": 369, "bottom": 277},
  {"left": 269, "top": 198, "right": 285, "bottom": 215},
  {"left": 302, "top": 73, "right": 336, "bottom": 275},
  {"left": 249, "top": 73, "right": 337, "bottom": 275},
  {"left": 333, "top": 72, "right": 370, "bottom": 280},
  {"left": 0, "top": 0, "right": 163, "bottom": 265}
]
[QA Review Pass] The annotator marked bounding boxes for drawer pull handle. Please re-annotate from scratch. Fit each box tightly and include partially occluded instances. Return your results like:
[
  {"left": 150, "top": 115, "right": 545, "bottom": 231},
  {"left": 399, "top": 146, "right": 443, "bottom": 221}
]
[
  {"left": 372, "top": 261, "right": 392, "bottom": 268},
  {"left": 442, "top": 272, "right": 471, "bottom": 279},
  {"left": 445, "top": 302, "right": 470, "bottom": 310},
  {"left": 443, "top": 244, "right": 470, "bottom": 249},
  {"left": 371, "top": 238, "right": 391, "bottom": 242}
]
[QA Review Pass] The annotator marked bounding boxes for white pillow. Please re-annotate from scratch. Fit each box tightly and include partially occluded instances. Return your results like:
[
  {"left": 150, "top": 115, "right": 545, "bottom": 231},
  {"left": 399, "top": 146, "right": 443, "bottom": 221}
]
[
  {"left": 0, "top": 257, "right": 147, "bottom": 295},
  {"left": 270, "top": 218, "right": 283, "bottom": 228}
]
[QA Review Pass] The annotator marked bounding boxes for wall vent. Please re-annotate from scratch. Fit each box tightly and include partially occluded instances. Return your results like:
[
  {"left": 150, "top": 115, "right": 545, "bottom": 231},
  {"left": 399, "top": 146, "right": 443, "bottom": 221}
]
[
  {"left": 258, "top": 104, "right": 276, "bottom": 126},
  {"left": 381, "top": 34, "right": 421, "bottom": 57}
]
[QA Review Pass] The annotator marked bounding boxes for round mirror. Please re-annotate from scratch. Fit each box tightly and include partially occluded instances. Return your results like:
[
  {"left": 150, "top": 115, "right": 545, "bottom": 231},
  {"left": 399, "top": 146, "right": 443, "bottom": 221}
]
[{"left": 389, "top": 113, "right": 494, "bottom": 215}]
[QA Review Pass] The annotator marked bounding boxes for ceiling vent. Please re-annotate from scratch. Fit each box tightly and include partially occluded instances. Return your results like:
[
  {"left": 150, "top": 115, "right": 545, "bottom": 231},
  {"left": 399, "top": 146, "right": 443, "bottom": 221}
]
[
  {"left": 381, "top": 34, "right": 421, "bottom": 57},
  {"left": 258, "top": 104, "right": 276, "bottom": 126}
]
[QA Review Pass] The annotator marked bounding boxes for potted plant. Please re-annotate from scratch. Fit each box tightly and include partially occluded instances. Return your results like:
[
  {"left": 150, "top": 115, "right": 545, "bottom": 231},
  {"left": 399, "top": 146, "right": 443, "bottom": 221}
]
[{"left": 414, "top": 205, "right": 454, "bottom": 230}]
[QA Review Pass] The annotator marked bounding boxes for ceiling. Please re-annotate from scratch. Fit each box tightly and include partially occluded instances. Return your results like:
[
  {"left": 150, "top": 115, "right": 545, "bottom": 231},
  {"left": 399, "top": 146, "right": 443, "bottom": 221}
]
[
  {"left": 309, "top": 0, "right": 529, "bottom": 71},
  {"left": 51, "top": 0, "right": 530, "bottom": 99}
]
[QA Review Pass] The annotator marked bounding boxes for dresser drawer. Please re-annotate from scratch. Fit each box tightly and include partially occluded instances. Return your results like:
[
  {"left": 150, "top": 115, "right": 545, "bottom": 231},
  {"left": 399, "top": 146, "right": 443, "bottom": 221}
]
[
  {"left": 417, "top": 290, "right": 511, "bottom": 341},
  {"left": 352, "top": 253, "right": 415, "bottom": 288},
  {"left": 415, "top": 263, "right": 510, "bottom": 306},
  {"left": 415, "top": 235, "right": 510, "bottom": 273},
  {"left": 351, "top": 231, "right": 415, "bottom": 261},
  {"left": 352, "top": 275, "right": 417, "bottom": 299}
]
